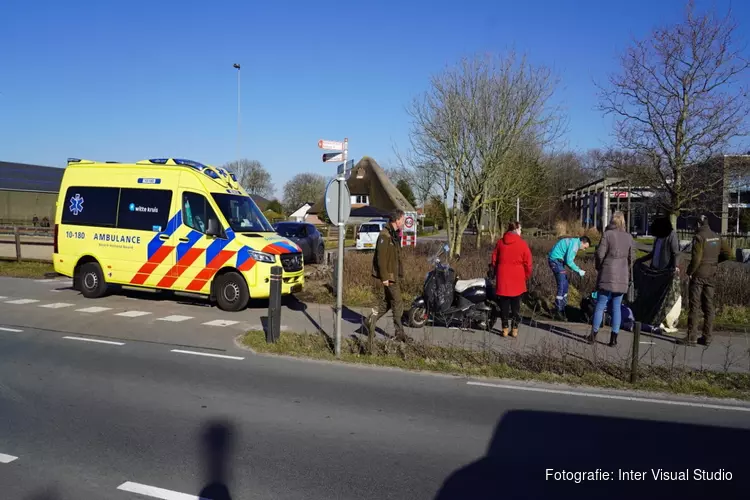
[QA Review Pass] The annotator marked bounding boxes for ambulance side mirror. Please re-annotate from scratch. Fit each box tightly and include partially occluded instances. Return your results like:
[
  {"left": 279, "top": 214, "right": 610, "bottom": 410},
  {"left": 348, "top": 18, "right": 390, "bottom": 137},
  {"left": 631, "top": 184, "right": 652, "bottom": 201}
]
[{"left": 206, "top": 218, "right": 223, "bottom": 239}]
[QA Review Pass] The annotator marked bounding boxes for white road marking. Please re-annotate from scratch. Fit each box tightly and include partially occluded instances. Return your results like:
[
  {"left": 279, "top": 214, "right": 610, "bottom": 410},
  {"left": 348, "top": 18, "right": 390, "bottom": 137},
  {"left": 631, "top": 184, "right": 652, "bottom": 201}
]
[
  {"left": 0, "top": 327, "right": 24, "bottom": 333},
  {"left": 75, "top": 306, "right": 112, "bottom": 313},
  {"left": 4, "top": 299, "right": 40, "bottom": 305},
  {"left": 171, "top": 349, "right": 244, "bottom": 360},
  {"left": 639, "top": 341, "right": 655, "bottom": 345},
  {"left": 63, "top": 336, "right": 125, "bottom": 346},
  {"left": 117, "top": 481, "right": 209, "bottom": 500},
  {"left": 0, "top": 453, "right": 19, "bottom": 464},
  {"left": 116, "top": 310, "right": 152, "bottom": 318},
  {"left": 158, "top": 315, "right": 193, "bottom": 322},
  {"left": 39, "top": 302, "right": 74, "bottom": 309},
  {"left": 34, "top": 279, "right": 58, "bottom": 283},
  {"left": 202, "top": 319, "right": 239, "bottom": 327},
  {"left": 0, "top": 296, "right": 6, "bottom": 299},
  {"left": 467, "top": 381, "right": 750, "bottom": 412}
]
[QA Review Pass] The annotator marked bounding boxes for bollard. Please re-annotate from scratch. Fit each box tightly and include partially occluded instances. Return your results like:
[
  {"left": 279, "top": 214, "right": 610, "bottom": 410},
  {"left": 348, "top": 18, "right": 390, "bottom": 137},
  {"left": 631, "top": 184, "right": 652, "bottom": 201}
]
[
  {"left": 14, "top": 226, "right": 21, "bottom": 262},
  {"left": 630, "top": 321, "right": 641, "bottom": 383},
  {"left": 267, "top": 266, "right": 282, "bottom": 343}
]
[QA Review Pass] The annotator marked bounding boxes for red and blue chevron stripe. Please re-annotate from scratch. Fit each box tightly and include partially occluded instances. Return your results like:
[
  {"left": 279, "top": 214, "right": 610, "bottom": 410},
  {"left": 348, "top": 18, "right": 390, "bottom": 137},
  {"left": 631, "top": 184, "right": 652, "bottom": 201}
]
[
  {"left": 185, "top": 228, "right": 237, "bottom": 292},
  {"left": 131, "top": 212, "right": 182, "bottom": 285},
  {"left": 263, "top": 241, "right": 300, "bottom": 254},
  {"left": 156, "top": 229, "right": 204, "bottom": 288}
]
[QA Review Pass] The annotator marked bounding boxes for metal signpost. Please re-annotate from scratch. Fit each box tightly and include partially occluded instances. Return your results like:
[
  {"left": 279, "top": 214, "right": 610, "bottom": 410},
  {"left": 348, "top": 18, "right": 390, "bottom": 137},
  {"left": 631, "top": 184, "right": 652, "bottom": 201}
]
[{"left": 319, "top": 138, "right": 352, "bottom": 357}]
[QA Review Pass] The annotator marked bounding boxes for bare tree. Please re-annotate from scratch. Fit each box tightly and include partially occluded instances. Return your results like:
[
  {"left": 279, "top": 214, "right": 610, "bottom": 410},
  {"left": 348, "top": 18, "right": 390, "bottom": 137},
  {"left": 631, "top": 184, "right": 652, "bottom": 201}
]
[
  {"left": 408, "top": 52, "right": 563, "bottom": 255},
  {"left": 597, "top": 1, "right": 750, "bottom": 225},
  {"left": 223, "top": 159, "right": 274, "bottom": 198},
  {"left": 282, "top": 173, "right": 327, "bottom": 214},
  {"left": 384, "top": 166, "right": 413, "bottom": 186},
  {"left": 409, "top": 163, "right": 439, "bottom": 208}
]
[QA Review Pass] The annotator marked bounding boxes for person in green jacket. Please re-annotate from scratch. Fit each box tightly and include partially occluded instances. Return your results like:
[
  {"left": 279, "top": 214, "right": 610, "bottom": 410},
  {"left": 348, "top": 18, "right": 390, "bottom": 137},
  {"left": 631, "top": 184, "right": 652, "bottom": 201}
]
[
  {"left": 366, "top": 209, "right": 408, "bottom": 347},
  {"left": 682, "top": 215, "right": 731, "bottom": 347},
  {"left": 547, "top": 236, "right": 591, "bottom": 321}
]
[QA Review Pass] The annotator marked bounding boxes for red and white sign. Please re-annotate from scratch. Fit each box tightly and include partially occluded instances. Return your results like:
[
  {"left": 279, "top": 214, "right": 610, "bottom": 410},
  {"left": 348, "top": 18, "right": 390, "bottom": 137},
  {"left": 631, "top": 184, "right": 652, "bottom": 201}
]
[
  {"left": 613, "top": 192, "right": 629, "bottom": 198},
  {"left": 318, "top": 139, "right": 343, "bottom": 150},
  {"left": 403, "top": 211, "right": 417, "bottom": 233},
  {"left": 401, "top": 233, "right": 417, "bottom": 247}
]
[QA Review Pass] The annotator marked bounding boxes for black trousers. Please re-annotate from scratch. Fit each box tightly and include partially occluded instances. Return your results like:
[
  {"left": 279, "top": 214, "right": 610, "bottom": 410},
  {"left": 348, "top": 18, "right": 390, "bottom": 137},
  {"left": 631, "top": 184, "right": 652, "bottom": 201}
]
[{"left": 497, "top": 295, "right": 522, "bottom": 329}]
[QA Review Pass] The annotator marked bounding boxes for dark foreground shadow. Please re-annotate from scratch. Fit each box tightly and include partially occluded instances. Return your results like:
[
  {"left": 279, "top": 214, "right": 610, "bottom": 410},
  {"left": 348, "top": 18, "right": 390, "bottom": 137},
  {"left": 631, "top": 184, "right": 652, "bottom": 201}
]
[
  {"left": 198, "top": 420, "right": 235, "bottom": 500},
  {"left": 25, "top": 488, "right": 60, "bottom": 500},
  {"left": 434, "top": 410, "right": 750, "bottom": 500}
]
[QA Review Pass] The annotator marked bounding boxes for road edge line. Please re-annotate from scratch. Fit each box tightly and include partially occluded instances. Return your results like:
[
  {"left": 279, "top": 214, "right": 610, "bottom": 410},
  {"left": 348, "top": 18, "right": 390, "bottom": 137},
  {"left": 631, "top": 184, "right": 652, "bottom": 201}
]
[
  {"left": 466, "top": 381, "right": 750, "bottom": 412},
  {"left": 62, "top": 336, "right": 125, "bottom": 346},
  {"left": 170, "top": 349, "right": 244, "bottom": 361}
]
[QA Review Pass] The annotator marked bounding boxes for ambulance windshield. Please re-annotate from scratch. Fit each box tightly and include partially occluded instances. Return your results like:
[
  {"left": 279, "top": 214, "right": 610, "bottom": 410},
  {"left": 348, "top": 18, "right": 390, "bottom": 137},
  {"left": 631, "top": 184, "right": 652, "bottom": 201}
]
[{"left": 212, "top": 193, "right": 275, "bottom": 233}]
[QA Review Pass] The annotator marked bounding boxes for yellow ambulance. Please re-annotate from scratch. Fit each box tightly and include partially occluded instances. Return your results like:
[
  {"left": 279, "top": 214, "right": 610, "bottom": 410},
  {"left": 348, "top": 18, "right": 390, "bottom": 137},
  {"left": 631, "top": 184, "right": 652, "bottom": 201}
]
[{"left": 53, "top": 157, "right": 304, "bottom": 311}]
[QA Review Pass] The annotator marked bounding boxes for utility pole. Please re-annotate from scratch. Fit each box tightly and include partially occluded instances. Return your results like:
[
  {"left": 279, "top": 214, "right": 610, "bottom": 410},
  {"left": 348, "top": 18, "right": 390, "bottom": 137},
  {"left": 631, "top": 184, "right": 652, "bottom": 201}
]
[{"left": 233, "top": 63, "right": 241, "bottom": 162}]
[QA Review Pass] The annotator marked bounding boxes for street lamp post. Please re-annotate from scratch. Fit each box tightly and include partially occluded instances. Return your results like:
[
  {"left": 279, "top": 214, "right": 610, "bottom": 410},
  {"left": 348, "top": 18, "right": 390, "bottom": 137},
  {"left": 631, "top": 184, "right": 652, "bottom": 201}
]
[{"left": 233, "top": 63, "right": 241, "bottom": 162}]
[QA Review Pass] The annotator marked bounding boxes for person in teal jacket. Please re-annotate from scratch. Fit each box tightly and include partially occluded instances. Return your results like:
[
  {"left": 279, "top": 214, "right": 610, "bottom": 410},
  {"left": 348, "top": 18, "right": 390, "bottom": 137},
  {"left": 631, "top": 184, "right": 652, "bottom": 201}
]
[{"left": 547, "top": 236, "right": 591, "bottom": 321}]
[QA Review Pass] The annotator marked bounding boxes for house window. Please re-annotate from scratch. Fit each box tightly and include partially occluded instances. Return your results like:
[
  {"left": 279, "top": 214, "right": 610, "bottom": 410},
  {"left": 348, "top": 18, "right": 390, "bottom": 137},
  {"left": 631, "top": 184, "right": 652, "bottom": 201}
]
[{"left": 351, "top": 195, "right": 369, "bottom": 205}]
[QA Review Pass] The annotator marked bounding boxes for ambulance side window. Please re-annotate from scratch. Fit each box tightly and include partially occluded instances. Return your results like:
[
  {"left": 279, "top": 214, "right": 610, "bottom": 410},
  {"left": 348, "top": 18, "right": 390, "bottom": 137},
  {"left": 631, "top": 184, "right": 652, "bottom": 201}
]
[
  {"left": 182, "top": 192, "right": 219, "bottom": 235},
  {"left": 117, "top": 188, "right": 172, "bottom": 232},
  {"left": 61, "top": 186, "right": 119, "bottom": 227}
]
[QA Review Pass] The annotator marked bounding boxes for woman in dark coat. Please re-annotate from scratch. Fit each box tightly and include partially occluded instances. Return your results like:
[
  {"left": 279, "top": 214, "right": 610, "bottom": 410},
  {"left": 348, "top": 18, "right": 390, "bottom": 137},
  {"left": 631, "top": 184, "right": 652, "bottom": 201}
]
[
  {"left": 636, "top": 216, "right": 681, "bottom": 333},
  {"left": 589, "top": 211, "right": 635, "bottom": 346}
]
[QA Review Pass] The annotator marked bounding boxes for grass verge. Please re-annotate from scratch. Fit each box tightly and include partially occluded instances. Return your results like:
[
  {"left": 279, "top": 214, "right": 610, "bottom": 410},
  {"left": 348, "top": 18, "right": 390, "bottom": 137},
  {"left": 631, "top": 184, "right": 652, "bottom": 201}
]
[
  {"left": 241, "top": 331, "right": 750, "bottom": 401},
  {"left": 0, "top": 260, "right": 55, "bottom": 278}
]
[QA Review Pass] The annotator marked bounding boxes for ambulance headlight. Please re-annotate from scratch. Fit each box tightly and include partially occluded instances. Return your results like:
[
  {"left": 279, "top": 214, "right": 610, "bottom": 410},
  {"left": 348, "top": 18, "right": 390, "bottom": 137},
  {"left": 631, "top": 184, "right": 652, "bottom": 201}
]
[{"left": 250, "top": 250, "right": 275, "bottom": 263}]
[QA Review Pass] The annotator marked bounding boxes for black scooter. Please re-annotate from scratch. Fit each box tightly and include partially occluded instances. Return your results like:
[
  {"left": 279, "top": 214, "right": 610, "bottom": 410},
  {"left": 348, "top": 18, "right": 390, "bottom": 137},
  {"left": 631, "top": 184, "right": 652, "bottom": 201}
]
[{"left": 407, "top": 244, "right": 498, "bottom": 330}]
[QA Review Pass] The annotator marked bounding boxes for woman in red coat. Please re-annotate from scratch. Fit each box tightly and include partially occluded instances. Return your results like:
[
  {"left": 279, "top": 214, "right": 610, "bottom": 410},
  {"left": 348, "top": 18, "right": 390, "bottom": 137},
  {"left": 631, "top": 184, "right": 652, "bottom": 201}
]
[{"left": 490, "top": 222, "right": 533, "bottom": 337}]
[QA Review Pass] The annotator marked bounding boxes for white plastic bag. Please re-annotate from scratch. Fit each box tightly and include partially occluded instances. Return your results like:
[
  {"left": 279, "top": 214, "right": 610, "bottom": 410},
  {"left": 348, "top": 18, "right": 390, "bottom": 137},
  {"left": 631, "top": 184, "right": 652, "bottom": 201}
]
[{"left": 664, "top": 295, "right": 682, "bottom": 330}]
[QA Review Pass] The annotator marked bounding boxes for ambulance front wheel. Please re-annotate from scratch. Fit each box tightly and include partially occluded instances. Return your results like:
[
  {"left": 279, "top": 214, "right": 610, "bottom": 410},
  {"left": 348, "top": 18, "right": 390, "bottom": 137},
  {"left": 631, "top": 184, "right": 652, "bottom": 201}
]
[
  {"left": 214, "top": 272, "right": 250, "bottom": 312},
  {"left": 79, "top": 262, "right": 108, "bottom": 299}
]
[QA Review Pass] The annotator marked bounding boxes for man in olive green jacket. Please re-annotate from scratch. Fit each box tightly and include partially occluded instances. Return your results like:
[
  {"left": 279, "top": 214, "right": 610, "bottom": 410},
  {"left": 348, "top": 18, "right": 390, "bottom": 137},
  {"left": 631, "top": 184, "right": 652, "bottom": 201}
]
[
  {"left": 682, "top": 215, "right": 731, "bottom": 346},
  {"left": 366, "top": 209, "right": 408, "bottom": 345}
]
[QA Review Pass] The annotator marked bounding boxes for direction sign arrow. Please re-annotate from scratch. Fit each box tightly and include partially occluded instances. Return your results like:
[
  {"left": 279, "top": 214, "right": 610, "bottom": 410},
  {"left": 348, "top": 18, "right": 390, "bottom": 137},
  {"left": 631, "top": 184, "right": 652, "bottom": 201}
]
[
  {"left": 318, "top": 139, "right": 344, "bottom": 150},
  {"left": 323, "top": 152, "right": 344, "bottom": 163}
]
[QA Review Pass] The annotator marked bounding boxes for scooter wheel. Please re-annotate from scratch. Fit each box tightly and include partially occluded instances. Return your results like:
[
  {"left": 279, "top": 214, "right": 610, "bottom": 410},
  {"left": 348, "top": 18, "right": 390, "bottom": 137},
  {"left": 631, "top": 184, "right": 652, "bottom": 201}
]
[{"left": 408, "top": 306, "right": 428, "bottom": 328}]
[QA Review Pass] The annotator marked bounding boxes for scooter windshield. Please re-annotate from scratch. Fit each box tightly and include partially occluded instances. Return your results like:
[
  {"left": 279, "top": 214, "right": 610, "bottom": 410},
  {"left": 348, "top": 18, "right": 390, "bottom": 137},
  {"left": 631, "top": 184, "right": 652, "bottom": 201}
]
[{"left": 428, "top": 243, "right": 450, "bottom": 265}]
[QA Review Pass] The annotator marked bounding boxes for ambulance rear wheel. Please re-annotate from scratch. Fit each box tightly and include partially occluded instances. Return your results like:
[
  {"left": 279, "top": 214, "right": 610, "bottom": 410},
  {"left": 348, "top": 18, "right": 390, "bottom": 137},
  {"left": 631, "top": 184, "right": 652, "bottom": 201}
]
[
  {"left": 79, "top": 262, "right": 107, "bottom": 299},
  {"left": 215, "top": 272, "right": 249, "bottom": 312}
]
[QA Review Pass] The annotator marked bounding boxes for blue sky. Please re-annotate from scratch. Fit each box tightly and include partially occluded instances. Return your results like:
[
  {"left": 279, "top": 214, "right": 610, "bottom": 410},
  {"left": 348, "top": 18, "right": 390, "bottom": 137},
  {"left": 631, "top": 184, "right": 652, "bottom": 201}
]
[{"left": 1, "top": 0, "right": 747, "bottom": 199}]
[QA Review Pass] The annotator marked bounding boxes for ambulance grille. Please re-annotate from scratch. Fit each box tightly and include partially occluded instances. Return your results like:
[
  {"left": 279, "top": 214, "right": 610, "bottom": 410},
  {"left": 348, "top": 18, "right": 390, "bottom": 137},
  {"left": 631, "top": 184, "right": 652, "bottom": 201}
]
[{"left": 280, "top": 253, "right": 303, "bottom": 272}]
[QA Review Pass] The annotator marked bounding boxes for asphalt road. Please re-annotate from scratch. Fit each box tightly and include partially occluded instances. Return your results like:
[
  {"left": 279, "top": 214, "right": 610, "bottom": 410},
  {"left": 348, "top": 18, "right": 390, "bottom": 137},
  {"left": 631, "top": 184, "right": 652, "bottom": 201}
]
[{"left": 2, "top": 279, "right": 750, "bottom": 499}]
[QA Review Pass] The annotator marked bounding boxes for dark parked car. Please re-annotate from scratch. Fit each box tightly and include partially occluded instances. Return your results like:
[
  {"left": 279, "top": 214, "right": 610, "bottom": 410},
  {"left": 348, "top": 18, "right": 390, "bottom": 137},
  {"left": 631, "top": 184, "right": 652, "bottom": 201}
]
[{"left": 273, "top": 222, "right": 325, "bottom": 264}]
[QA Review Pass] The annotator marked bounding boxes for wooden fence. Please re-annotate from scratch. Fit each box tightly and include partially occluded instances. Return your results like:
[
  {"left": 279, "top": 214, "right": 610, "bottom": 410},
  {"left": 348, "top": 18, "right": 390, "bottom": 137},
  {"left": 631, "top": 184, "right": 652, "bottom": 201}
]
[{"left": 0, "top": 226, "right": 54, "bottom": 262}]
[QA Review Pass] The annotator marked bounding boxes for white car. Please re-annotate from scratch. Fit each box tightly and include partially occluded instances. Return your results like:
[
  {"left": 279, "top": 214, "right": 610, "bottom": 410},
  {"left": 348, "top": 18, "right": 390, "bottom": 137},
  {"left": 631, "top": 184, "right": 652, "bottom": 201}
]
[{"left": 356, "top": 221, "right": 385, "bottom": 250}]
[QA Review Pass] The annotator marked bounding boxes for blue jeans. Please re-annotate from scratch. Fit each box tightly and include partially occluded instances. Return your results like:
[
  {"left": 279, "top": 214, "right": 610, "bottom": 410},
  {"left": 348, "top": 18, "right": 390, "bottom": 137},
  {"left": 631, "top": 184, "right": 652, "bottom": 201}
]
[
  {"left": 592, "top": 291, "right": 624, "bottom": 335},
  {"left": 548, "top": 259, "right": 568, "bottom": 312}
]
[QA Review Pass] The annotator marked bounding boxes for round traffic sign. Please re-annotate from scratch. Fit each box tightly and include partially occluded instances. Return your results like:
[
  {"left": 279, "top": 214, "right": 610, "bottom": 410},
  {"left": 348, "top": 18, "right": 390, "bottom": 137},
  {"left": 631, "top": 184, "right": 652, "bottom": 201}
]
[
  {"left": 405, "top": 216, "right": 414, "bottom": 229},
  {"left": 324, "top": 179, "right": 351, "bottom": 225}
]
